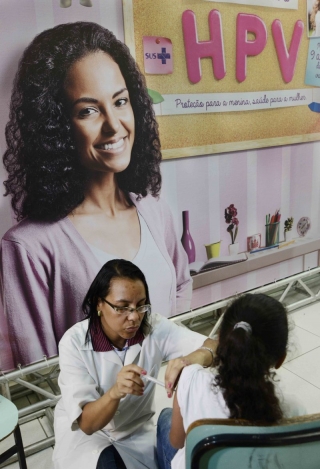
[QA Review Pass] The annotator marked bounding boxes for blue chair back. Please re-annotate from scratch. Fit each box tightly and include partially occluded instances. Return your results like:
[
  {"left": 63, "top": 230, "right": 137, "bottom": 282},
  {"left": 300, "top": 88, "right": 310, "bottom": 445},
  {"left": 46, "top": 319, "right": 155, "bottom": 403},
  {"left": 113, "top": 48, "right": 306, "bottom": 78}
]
[{"left": 186, "top": 415, "right": 320, "bottom": 469}]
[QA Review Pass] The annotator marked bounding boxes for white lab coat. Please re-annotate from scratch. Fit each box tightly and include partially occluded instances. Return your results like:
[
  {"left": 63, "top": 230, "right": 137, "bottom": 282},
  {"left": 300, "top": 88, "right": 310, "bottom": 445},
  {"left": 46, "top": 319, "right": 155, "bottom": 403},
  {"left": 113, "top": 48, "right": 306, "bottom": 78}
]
[{"left": 52, "top": 314, "right": 205, "bottom": 469}]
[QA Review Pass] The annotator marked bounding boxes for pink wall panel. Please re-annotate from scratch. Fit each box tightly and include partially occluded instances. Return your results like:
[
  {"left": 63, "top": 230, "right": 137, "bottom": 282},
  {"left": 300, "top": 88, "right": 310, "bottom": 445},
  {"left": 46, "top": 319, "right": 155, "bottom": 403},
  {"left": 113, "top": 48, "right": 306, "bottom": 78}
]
[
  {"left": 290, "top": 144, "right": 313, "bottom": 225},
  {"left": 176, "top": 155, "right": 211, "bottom": 263},
  {"left": 256, "top": 146, "right": 283, "bottom": 246},
  {"left": 220, "top": 272, "right": 249, "bottom": 300},
  {"left": 218, "top": 152, "right": 248, "bottom": 255},
  {"left": 0, "top": 1, "right": 37, "bottom": 145}
]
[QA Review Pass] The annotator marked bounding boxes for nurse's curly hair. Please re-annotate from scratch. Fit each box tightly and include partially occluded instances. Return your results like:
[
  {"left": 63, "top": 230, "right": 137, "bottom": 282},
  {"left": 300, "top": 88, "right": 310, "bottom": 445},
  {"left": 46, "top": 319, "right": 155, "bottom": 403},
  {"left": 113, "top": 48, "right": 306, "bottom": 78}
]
[{"left": 3, "top": 22, "right": 162, "bottom": 221}]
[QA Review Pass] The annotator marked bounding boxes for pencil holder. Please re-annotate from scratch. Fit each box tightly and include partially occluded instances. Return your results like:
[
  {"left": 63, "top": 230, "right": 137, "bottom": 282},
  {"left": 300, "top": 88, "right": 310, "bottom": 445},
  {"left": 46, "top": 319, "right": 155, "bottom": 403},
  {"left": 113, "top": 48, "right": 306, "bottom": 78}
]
[{"left": 265, "top": 222, "right": 279, "bottom": 247}]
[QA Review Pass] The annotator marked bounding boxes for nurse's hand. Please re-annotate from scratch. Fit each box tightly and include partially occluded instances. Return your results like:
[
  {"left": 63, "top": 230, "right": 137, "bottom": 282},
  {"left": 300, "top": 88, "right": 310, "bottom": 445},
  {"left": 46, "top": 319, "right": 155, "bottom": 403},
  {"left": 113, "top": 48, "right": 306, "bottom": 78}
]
[
  {"left": 164, "top": 358, "right": 188, "bottom": 398},
  {"left": 164, "top": 338, "right": 217, "bottom": 397},
  {"left": 110, "top": 364, "right": 147, "bottom": 400},
  {"left": 79, "top": 364, "right": 147, "bottom": 435}
]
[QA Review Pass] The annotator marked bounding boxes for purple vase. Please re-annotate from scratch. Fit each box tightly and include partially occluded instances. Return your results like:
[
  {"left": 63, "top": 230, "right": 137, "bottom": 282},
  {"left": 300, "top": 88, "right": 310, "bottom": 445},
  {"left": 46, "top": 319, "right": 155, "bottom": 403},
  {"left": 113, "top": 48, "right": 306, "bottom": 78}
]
[{"left": 181, "top": 210, "right": 196, "bottom": 263}]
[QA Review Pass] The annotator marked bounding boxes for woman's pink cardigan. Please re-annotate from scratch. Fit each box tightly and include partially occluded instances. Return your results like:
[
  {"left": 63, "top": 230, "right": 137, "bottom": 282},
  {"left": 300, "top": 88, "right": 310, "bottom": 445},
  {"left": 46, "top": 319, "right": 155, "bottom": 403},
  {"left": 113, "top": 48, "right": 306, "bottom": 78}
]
[{"left": 0, "top": 194, "right": 192, "bottom": 369}]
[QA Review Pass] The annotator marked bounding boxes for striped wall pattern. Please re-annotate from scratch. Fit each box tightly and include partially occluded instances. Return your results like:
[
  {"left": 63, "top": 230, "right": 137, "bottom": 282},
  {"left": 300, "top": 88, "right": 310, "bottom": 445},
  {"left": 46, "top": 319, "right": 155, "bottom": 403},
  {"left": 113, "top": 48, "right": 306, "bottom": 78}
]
[{"left": 161, "top": 145, "right": 320, "bottom": 308}]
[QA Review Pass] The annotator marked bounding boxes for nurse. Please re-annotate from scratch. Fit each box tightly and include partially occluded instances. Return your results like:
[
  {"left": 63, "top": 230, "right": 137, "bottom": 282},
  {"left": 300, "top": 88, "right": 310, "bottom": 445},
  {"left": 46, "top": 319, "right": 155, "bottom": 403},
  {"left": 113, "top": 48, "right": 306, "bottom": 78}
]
[{"left": 53, "top": 259, "right": 216, "bottom": 469}]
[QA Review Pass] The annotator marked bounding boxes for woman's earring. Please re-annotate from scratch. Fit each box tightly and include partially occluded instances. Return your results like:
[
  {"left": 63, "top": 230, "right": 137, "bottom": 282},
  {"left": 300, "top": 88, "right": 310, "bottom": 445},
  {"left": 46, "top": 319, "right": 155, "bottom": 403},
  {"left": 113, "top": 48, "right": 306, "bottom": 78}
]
[{"left": 97, "top": 310, "right": 102, "bottom": 317}]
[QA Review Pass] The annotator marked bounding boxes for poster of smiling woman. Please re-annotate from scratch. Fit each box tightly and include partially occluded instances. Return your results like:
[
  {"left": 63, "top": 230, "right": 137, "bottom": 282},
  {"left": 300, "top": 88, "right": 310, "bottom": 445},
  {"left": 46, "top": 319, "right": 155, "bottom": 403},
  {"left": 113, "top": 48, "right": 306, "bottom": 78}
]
[
  {"left": 0, "top": 0, "right": 319, "bottom": 378},
  {"left": 0, "top": 0, "right": 192, "bottom": 372}
]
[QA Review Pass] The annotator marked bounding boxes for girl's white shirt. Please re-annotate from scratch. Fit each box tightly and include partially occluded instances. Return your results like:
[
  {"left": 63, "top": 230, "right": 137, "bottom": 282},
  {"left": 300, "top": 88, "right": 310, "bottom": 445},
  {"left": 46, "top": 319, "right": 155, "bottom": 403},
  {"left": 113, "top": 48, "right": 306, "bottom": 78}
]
[{"left": 171, "top": 364, "right": 306, "bottom": 469}]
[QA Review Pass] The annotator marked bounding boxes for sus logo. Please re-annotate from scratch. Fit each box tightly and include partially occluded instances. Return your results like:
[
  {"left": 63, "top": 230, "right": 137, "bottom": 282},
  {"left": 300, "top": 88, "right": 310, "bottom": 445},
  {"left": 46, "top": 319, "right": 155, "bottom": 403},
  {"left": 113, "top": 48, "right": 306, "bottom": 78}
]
[{"left": 143, "top": 36, "right": 173, "bottom": 75}]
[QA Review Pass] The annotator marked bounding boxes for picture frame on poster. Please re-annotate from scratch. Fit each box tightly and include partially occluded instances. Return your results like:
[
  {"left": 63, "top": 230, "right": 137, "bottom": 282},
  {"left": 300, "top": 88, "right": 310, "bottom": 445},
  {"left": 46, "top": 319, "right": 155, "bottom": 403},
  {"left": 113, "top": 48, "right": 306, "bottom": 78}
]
[{"left": 247, "top": 233, "right": 262, "bottom": 252}]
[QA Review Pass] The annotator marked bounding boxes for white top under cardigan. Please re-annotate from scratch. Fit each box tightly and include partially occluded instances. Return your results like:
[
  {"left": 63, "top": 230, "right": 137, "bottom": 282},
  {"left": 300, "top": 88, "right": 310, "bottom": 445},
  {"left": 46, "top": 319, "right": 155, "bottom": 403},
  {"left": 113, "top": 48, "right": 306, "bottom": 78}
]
[
  {"left": 52, "top": 314, "right": 205, "bottom": 469},
  {"left": 88, "top": 213, "right": 172, "bottom": 317}
]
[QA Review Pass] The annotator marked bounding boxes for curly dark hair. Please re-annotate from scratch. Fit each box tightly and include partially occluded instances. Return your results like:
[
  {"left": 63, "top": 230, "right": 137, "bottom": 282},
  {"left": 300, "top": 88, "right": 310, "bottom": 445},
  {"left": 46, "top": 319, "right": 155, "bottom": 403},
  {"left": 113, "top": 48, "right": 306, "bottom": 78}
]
[
  {"left": 3, "top": 22, "right": 162, "bottom": 221},
  {"left": 82, "top": 259, "right": 152, "bottom": 344},
  {"left": 213, "top": 293, "right": 288, "bottom": 423}
]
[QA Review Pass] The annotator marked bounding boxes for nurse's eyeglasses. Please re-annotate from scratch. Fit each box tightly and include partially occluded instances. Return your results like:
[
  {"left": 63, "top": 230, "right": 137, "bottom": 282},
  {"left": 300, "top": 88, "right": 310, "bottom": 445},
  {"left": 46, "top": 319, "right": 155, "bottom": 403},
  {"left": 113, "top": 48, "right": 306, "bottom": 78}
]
[{"left": 102, "top": 299, "right": 151, "bottom": 316}]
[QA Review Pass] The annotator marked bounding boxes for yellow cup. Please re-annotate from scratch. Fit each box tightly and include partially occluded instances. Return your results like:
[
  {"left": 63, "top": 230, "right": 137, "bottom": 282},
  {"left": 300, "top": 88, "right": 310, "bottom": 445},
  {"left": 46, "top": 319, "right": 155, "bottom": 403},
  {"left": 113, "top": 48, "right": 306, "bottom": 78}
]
[{"left": 205, "top": 241, "right": 221, "bottom": 260}]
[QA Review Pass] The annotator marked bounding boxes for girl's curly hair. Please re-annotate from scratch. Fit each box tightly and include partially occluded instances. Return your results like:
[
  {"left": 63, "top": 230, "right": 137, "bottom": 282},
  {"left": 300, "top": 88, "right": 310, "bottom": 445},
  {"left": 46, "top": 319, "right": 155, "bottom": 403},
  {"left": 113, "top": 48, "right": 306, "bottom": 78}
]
[
  {"left": 213, "top": 293, "right": 288, "bottom": 423},
  {"left": 3, "top": 22, "right": 162, "bottom": 221}
]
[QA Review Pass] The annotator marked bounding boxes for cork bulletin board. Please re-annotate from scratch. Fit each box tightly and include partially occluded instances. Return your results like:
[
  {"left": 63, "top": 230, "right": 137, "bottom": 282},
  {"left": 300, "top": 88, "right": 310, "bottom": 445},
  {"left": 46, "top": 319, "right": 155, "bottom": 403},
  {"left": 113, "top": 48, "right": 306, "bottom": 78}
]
[{"left": 122, "top": 0, "right": 320, "bottom": 159}]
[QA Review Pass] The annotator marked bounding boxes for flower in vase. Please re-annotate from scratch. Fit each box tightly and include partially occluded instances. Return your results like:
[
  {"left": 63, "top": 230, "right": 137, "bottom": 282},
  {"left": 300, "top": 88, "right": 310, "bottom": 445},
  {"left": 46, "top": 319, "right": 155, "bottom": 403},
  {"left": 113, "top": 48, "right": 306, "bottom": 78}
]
[
  {"left": 284, "top": 217, "right": 294, "bottom": 232},
  {"left": 225, "top": 204, "right": 239, "bottom": 244}
]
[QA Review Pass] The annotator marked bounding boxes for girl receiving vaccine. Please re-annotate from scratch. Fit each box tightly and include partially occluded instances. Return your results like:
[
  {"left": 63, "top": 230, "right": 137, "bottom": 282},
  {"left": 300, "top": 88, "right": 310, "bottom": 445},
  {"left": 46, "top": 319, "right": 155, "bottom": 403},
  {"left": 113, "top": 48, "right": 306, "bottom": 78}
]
[{"left": 157, "top": 293, "right": 305, "bottom": 469}]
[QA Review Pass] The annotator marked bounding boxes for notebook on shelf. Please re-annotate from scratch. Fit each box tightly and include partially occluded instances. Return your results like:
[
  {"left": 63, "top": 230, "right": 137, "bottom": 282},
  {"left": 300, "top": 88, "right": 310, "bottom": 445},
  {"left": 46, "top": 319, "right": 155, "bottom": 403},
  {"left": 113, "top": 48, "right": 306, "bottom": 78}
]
[{"left": 189, "top": 253, "right": 248, "bottom": 276}]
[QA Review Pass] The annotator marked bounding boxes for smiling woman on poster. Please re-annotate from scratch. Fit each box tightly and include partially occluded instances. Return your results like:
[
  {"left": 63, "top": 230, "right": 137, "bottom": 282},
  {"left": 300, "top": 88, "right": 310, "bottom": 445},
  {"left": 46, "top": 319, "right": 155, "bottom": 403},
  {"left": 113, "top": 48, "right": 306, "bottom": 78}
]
[{"left": 1, "top": 22, "right": 192, "bottom": 366}]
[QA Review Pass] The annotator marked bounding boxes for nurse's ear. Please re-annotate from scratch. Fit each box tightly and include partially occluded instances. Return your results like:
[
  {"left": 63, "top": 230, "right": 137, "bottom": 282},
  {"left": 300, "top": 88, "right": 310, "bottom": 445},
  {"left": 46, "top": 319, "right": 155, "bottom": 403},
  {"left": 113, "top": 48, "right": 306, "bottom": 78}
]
[{"left": 96, "top": 297, "right": 104, "bottom": 311}]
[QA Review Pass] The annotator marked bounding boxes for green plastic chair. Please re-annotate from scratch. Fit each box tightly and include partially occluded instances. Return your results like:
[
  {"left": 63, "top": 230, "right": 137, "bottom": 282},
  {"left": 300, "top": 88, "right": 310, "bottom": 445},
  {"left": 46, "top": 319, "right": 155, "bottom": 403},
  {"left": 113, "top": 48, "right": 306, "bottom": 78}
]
[
  {"left": 0, "top": 395, "right": 27, "bottom": 468},
  {"left": 186, "top": 414, "right": 320, "bottom": 469}
]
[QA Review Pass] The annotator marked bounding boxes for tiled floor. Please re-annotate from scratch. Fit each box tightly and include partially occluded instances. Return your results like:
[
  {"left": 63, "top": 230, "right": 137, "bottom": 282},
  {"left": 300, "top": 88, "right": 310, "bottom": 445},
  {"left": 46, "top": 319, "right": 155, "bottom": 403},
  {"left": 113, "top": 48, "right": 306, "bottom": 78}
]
[{"left": 1, "top": 302, "right": 320, "bottom": 469}]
